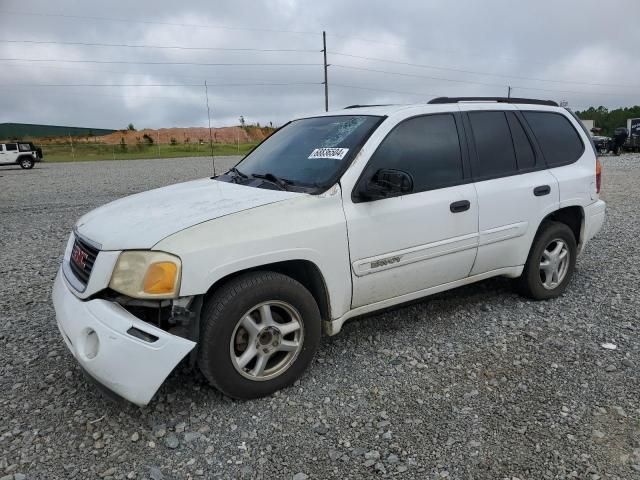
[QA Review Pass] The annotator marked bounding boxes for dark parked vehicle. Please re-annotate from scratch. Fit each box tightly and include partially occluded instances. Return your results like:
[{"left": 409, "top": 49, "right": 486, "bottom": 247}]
[{"left": 592, "top": 128, "right": 628, "bottom": 156}]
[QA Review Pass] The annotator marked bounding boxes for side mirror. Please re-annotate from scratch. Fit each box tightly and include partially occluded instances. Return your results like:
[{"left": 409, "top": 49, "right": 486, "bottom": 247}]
[{"left": 359, "top": 168, "right": 413, "bottom": 201}]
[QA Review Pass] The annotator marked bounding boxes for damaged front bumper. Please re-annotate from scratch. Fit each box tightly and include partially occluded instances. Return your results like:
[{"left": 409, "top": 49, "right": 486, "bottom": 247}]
[{"left": 52, "top": 269, "right": 196, "bottom": 406}]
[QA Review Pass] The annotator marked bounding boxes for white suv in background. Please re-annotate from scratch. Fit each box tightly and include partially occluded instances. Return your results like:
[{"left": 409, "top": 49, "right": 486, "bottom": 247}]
[
  {"left": 0, "top": 142, "right": 41, "bottom": 169},
  {"left": 53, "top": 97, "right": 606, "bottom": 405}
]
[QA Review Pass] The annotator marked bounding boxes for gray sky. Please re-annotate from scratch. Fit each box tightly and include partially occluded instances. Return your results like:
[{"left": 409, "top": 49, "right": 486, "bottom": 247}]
[{"left": 1, "top": 0, "right": 639, "bottom": 129}]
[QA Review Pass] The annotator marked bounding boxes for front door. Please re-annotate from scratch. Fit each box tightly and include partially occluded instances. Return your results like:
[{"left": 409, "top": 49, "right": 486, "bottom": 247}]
[
  {"left": 343, "top": 113, "right": 479, "bottom": 308},
  {"left": 4, "top": 143, "right": 19, "bottom": 163}
]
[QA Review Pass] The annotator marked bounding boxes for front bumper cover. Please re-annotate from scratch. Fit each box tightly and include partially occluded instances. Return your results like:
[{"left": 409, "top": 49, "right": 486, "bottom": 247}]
[{"left": 52, "top": 269, "right": 196, "bottom": 405}]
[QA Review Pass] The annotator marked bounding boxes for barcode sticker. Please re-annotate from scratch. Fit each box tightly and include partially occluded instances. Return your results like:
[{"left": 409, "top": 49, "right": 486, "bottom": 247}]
[{"left": 308, "top": 147, "right": 349, "bottom": 160}]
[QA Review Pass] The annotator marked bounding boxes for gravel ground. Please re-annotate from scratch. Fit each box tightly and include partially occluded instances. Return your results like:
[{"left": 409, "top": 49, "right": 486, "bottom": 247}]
[{"left": 0, "top": 155, "right": 638, "bottom": 480}]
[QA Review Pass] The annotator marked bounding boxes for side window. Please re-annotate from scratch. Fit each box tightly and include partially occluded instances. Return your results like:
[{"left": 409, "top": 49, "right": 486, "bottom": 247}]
[
  {"left": 506, "top": 112, "right": 536, "bottom": 170},
  {"left": 18, "top": 143, "right": 31, "bottom": 152},
  {"left": 468, "top": 111, "right": 517, "bottom": 179},
  {"left": 364, "top": 114, "right": 463, "bottom": 193},
  {"left": 5, "top": 143, "right": 17, "bottom": 151},
  {"left": 522, "top": 111, "right": 584, "bottom": 167}
]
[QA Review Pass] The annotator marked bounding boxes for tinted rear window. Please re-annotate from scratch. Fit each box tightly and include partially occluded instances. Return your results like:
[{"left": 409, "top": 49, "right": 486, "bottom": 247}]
[
  {"left": 506, "top": 112, "right": 536, "bottom": 170},
  {"left": 468, "top": 111, "right": 518, "bottom": 179},
  {"left": 522, "top": 111, "right": 584, "bottom": 166}
]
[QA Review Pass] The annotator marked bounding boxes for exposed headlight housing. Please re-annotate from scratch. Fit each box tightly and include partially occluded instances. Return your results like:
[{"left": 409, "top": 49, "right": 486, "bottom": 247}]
[{"left": 109, "top": 251, "right": 181, "bottom": 299}]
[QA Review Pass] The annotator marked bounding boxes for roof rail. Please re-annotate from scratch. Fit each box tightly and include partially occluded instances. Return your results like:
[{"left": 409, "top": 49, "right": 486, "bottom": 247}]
[
  {"left": 343, "top": 104, "right": 394, "bottom": 109},
  {"left": 428, "top": 97, "right": 559, "bottom": 107}
]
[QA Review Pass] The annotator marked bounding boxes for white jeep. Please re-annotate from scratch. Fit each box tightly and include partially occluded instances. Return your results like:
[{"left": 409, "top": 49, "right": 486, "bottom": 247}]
[
  {"left": 53, "top": 97, "right": 606, "bottom": 405},
  {"left": 0, "top": 142, "right": 42, "bottom": 169}
]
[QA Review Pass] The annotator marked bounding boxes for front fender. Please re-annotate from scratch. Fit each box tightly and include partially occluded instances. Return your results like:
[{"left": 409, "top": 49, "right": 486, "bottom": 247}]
[{"left": 154, "top": 191, "right": 352, "bottom": 319}]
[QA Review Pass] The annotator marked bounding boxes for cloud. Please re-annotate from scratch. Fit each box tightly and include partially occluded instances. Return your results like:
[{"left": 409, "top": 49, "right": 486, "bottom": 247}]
[{"left": 1, "top": 0, "right": 639, "bottom": 129}]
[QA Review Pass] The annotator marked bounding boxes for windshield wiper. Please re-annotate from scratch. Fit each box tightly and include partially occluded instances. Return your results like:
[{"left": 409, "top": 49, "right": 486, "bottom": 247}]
[
  {"left": 228, "top": 166, "right": 248, "bottom": 179},
  {"left": 251, "top": 172, "right": 293, "bottom": 191}
]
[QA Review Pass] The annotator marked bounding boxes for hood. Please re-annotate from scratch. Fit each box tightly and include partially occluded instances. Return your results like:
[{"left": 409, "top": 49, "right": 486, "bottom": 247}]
[{"left": 75, "top": 179, "right": 302, "bottom": 250}]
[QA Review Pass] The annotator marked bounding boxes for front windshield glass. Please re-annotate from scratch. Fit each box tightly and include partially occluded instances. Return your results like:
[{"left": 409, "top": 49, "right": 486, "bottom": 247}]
[{"left": 233, "top": 115, "right": 382, "bottom": 187}]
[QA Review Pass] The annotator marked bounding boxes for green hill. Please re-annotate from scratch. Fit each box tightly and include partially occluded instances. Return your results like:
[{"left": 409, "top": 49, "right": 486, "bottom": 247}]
[{"left": 0, "top": 123, "right": 115, "bottom": 140}]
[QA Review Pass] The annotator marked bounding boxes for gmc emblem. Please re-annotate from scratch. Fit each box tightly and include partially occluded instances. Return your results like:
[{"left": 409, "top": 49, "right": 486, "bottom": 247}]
[{"left": 71, "top": 244, "right": 88, "bottom": 269}]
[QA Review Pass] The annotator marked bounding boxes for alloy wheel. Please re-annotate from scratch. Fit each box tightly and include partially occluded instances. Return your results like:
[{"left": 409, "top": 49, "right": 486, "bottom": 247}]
[
  {"left": 539, "top": 238, "right": 570, "bottom": 290},
  {"left": 229, "top": 301, "right": 304, "bottom": 381}
]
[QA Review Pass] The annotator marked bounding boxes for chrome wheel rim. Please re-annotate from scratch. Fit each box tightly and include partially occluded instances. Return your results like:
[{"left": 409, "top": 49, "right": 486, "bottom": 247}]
[
  {"left": 229, "top": 301, "right": 304, "bottom": 381},
  {"left": 539, "top": 238, "right": 570, "bottom": 290}
]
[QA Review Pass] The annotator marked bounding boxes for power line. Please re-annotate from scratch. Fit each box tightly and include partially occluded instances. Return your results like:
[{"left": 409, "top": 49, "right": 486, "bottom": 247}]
[
  {"left": 327, "top": 34, "right": 619, "bottom": 76},
  {"left": 3, "top": 90, "right": 194, "bottom": 101},
  {"left": 509, "top": 85, "right": 636, "bottom": 97},
  {"left": 0, "top": 82, "right": 322, "bottom": 88},
  {"left": 0, "top": 10, "right": 319, "bottom": 36},
  {"left": 0, "top": 58, "right": 322, "bottom": 67},
  {"left": 0, "top": 39, "right": 320, "bottom": 53},
  {"left": 332, "top": 64, "right": 639, "bottom": 97},
  {"left": 0, "top": 62, "right": 217, "bottom": 83},
  {"left": 329, "top": 51, "right": 640, "bottom": 90},
  {"left": 5, "top": 39, "right": 626, "bottom": 89},
  {"left": 333, "top": 64, "right": 507, "bottom": 89},
  {"left": 332, "top": 83, "right": 442, "bottom": 98}
]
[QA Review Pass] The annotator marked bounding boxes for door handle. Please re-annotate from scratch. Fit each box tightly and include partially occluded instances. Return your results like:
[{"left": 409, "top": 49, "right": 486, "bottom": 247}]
[
  {"left": 450, "top": 200, "right": 471, "bottom": 213},
  {"left": 534, "top": 185, "right": 551, "bottom": 196}
]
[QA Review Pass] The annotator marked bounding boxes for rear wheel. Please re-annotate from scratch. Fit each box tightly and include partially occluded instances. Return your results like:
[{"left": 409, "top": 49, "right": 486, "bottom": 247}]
[
  {"left": 19, "top": 157, "right": 34, "bottom": 169},
  {"left": 198, "top": 271, "right": 321, "bottom": 399},
  {"left": 518, "top": 221, "right": 577, "bottom": 300}
]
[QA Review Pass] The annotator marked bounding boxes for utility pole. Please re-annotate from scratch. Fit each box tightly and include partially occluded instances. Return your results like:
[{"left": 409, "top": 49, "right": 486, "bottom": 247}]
[
  {"left": 507, "top": 85, "right": 512, "bottom": 99},
  {"left": 322, "top": 31, "right": 329, "bottom": 112},
  {"left": 205, "top": 80, "right": 216, "bottom": 176}
]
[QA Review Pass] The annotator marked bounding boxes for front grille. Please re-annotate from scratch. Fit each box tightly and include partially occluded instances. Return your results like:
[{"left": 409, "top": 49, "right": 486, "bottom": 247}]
[{"left": 68, "top": 235, "right": 99, "bottom": 286}]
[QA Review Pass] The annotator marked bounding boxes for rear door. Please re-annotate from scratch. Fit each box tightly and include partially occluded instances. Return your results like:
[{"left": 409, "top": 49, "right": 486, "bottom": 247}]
[
  {"left": 520, "top": 110, "right": 592, "bottom": 208},
  {"left": 460, "top": 106, "right": 559, "bottom": 274}
]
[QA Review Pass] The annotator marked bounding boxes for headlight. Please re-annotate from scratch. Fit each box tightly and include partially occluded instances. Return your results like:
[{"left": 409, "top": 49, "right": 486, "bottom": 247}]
[{"left": 109, "top": 251, "right": 181, "bottom": 299}]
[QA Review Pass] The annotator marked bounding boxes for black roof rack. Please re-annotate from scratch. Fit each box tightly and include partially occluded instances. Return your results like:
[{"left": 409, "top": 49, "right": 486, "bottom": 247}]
[
  {"left": 343, "top": 104, "right": 394, "bottom": 109},
  {"left": 428, "top": 97, "right": 558, "bottom": 107}
]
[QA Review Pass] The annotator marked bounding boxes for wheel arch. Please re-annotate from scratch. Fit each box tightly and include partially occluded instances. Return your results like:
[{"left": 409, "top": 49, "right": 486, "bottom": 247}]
[
  {"left": 203, "top": 259, "right": 331, "bottom": 322},
  {"left": 539, "top": 205, "right": 585, "bottom": 250}
]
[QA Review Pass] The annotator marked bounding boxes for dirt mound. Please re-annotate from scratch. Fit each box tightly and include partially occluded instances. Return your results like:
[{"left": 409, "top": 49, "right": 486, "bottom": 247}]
[{"left": 35, "top": 126, "right": 274, "bottom": 145}]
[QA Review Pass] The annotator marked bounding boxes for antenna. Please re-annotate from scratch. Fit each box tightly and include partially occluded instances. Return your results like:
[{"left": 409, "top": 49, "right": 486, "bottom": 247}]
[{"left": 204, "top": 80, "right": 216, "bottom": 176}]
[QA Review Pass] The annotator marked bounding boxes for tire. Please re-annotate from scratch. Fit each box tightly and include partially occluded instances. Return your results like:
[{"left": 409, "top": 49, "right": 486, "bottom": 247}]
[
  {"left": 198, "top": 271, "right": 321, "bottom": 399},
  {"left": 19, "top": 157, "right": 34, "bottom": 169},
  {"left": 518, "top": 221, "right": 577, "bottom": 300}
]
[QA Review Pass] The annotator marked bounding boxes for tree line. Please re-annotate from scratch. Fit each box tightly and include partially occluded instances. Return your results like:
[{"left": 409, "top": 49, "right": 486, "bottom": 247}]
[{"left": 575, "top": 106, "right": 640, "bottom": 135}]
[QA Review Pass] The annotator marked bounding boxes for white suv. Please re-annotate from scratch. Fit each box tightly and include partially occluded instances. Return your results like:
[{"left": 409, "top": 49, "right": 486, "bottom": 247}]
[
  {"left": 0, "top": 142, "right": 41, "bottom": 169},
  {"left": 52, "top": 97, "right": 606, "bottom": 405}
]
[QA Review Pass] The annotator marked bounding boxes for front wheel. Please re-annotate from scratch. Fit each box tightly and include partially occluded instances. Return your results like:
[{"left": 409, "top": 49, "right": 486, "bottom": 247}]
[
  {"left": 19, "top": 157, "right": 35, "bottom": 169},
  {"left": 198, "top": 271, "right": 321, "bottom": 399},
  {"left": 518, "top": 221, "right": 577, "bottom": 300}
]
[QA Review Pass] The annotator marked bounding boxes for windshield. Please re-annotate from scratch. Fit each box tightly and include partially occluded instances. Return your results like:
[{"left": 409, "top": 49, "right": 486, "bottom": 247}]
[{"left": 230, "top": 115, "right": 382, "bottom": 189}]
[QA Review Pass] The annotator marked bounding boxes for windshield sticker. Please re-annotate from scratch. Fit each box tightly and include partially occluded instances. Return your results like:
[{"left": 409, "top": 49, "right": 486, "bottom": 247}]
[{"left": 308, "top": 147, "right": 349, "bottom": 160}]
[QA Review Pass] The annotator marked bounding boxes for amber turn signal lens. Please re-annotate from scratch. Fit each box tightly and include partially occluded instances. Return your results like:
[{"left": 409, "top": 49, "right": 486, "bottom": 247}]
[
  {"left": 143, "top": 262, "right": 178, "bottom": 294},
  {"left": 595, "top": 157, "right": 602, "bottom": 193}
]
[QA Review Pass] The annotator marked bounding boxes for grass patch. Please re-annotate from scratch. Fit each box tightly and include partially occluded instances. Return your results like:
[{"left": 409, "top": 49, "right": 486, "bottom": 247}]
[{"left": 42, "top": 143, "right": 257, "bottom": 162}]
